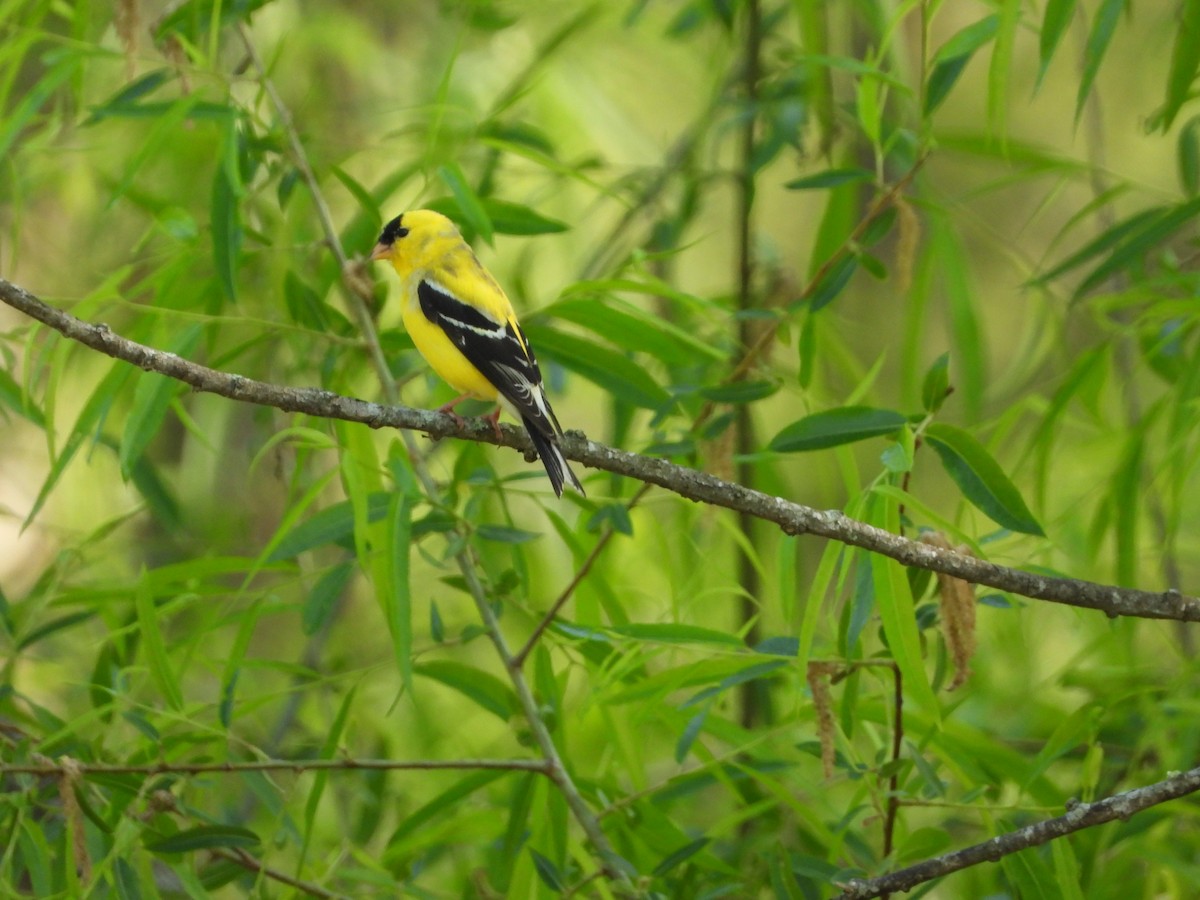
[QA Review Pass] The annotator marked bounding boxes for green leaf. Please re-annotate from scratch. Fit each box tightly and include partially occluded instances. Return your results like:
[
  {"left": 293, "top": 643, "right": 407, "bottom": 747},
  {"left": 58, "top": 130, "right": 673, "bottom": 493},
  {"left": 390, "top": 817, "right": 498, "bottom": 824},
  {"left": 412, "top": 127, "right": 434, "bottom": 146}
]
[
  {"left": 545, "top": 295, "right": 724, "bottom": 366},
  {"left": 925, "top": 15, "right": 998, "bottom": 114},
  {"left": 383, "top": 490, "right": 414, "bottom": 691},
  {"left": 652, "top": 837, "right": 710, "bottom": 876},
  {"left": 146, "top": 825, "right": 261, "bottom": 854},
  {"left": 120, "top": 325, "right": 201, "bottom": 479},
  {"left": 414, "top": 660, "right": 518, "bottom": 720},
  {"left": 211, "top": 124, "right": 243, "bottom": 304},
  {"left": 1074, "top": 196, "right": 1200, "bottom": 296},
  {"left": 530, "top": 848, "right": 566, "bottom": 891},
  {"left": 1162, "top": 0, "right": 1200, "bottom": 131},
  {"left": 925, "top": 423, "right": 1044, "bottom": 536},
  {"left": 1037, "top": 0, "right": 1078, "bottom": 87},
  {"left": 0, "top": 52, "right": 80, "bottom": 163},
  {"left": 0, "top": 365, "right": 46, "bottom": 426},
  {"left": 134, "top": 571, "right": 182, "bottom": 711},
  {"left": 427, "top": 196, "right": 569, "bottom": 235},
  {"left": 921, "top": 352, "right": 951, "bottom": 413},
  {"left": 522, "top": 323, "right": 671, "bottom": 410},
  {"left": 437, "top": 162, "right": 493, "bottom": 244},
  {"left": 769, "top": 406, "right": 906, "bottom": 452},
  {"left": 785, "top": 168, "right": 872, "bottom": 190},
  {"left": 476, "top": 524, "right": 542, "bottom": 543},
  {"left": 698, "top": 380, "right": 779, "bottom": 404},
  {"left": 267, "top": 493, "right": 393, "bottom": 561},
  {"left": 609, "top": 623, "right": 743, "bottom": 647},
  {"left": 387, "top": 770, "right": 506, "bottom": 848},
  {"left": 26, "top": 359, "right": 133, "bottom": 529},
  {"left": 1075, "top": 0, "right": 1123, "bottom": 122},
  {"left": 868, "top": 494, "right": 939, "bottom": 718},
  {"left": 809, "top": 255, "right": 857, "bottom": 311},
  {"left": 1179, "top": 115, "right": 1200, "bottom": 196},
  {"left": 303, "top": 562, "right": 353, "bottom": 635}
]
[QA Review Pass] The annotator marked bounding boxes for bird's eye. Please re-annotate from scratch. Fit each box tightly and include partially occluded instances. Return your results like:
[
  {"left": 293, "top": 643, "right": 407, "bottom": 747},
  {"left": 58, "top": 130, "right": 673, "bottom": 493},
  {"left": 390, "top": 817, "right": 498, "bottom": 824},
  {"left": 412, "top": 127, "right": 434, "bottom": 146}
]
[{"left": 397, "top": 227, "right": 410, "bottom": 238}]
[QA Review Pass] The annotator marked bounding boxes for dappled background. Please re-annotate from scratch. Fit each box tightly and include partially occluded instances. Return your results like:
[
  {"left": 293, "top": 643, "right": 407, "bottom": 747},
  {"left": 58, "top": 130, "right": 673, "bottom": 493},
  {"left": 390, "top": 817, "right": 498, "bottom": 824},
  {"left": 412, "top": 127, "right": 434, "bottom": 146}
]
[{"left": 2, "top": 1, "right": 1199, "bottom": 896}]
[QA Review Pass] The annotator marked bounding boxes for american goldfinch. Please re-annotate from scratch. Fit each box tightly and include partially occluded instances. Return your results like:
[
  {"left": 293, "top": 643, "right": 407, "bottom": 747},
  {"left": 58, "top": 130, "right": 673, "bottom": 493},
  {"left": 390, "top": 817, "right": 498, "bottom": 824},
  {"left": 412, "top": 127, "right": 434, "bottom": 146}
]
[{"left": 370, "top": 209, "right": 585, "bottom": 497}]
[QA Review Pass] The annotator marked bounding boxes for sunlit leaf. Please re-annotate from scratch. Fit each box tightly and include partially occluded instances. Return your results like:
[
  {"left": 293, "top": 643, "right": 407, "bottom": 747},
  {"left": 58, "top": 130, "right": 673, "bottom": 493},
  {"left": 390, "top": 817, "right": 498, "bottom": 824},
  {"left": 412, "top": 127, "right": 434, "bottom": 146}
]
[
  {"left": 1037, "top": 0, "right": 1078, "bottom": 87},
  {"left": 1075, "top": 0, "right": 1123, "bottom": 122},
  {"left": 146, "top": 826, "right": 261, "bottom": 854},
  {"left": 1162, "top": 0, "right": 1200, "bottom": 131},
  {"left": 925, "top": 423, "right": 1044, "bottom": 536},
  {"left": 769, "top": 406, "right": 906, "bottom": 452}
]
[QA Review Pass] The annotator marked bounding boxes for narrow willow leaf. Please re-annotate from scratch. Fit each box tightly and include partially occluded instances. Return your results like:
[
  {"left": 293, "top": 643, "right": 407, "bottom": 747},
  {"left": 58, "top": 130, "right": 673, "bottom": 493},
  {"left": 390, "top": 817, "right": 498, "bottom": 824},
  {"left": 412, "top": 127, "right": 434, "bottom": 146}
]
[
  {"left": 675, "top": 706, "right": 708, "bottom": 763},
  {"left": 698, "top": 380, "right": 779, "bottom": 404},
  {"left": 868, "top": 495, "right": 939, "bottom": 717},
  {"left": 387, "top": 771, "right": 506, "bottom": 847},
  {"left": 546, "top": 296, "right": 724, "bottom": 366},
  {"left": 26, "top": 361, "right": 133, "bottom": 528},
  {"left": 921, "top": 352, "right": 951, "bottom": 413},
  {"left": 785, "top": 168, "right": 871, "bottom": 190},
  {"left": 769, "top": 406, "right": 906, "bottom": 452},
  {"left": 1075, "top": 196, "right": 1200, "bottom": 296},
  {"left": 530, "top": 848, "right": 566, "bottom": 891},
  {"left": 385, "top": 491, "right": 414, "bottom": 691},
  {"left": 1075, "top": 0, "right": 1123, "bottom": 122},
  {"left": 302, "top": 562, "right": 354, "bottom": 635},
  {"left": 522, "top": 324, "right": 671, "bottom": 410},
  {"left": 267, "top": 492, "right": 392, "bottom": 561},
  {"left": 925, "top": 423, "right": 1044, "bottom": 536},
  {"left": 302, "top": 686, "right": 357, "bottom": 867},
  {"left": 0, "top": 53, "right": 80, "bottom": 162},
  {"left": 438, "top": 162, "right": 492, "bottom": 244},
  {"left": 1037, "top": 0, "right": 1078, "bottom": 87},
  {"left": 610, "top": 623, "right": 743, "bottom": 647},
  {"left": 414, "top": 660, "right": 518, "bottom": 720},
  {"left": 120, "top": 324, "right": 201, "bottom": 479},
  {"left": 426, "top": 195, "right": 568, "bottom": 235},
  {"left": 146, "top": 826, "right": 261, "bottom": 854},
  {"left": 809, "top": 255, "right": 857, "bottom": 311},
  {"left": 476, "top": 524, "right": 542, "bottom": 543},
  {"left": 1162, "top": 0, "right": 1200, "bottom": 131},
  {"left": 653, "top": 837, "right": 711, "bottom": 876},
  {"left": 211, "top": 124, "right": 242, "bottom": 304},
  {"left": 134, "top": 571, "right": 182, "bottom": 711},
  {"left": 988, "top": 0, "right": 1020, "bottom": 137},
  {"left": 1179, "top": 115, "right": 1200, "bottom": 196},
  {"left": 925, "top": 15, "right": 999, "bottom": 114}
]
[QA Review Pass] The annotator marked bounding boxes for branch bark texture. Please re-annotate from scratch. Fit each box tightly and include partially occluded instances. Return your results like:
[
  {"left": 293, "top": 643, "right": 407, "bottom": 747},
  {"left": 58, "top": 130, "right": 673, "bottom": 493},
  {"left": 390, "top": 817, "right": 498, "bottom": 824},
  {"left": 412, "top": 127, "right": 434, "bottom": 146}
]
[
  {"left": 837, "top": 764, "right": 1200, "bottom": 899},
  {"left": 3, "top": 277, "right": 1195, "bottom": 623}
]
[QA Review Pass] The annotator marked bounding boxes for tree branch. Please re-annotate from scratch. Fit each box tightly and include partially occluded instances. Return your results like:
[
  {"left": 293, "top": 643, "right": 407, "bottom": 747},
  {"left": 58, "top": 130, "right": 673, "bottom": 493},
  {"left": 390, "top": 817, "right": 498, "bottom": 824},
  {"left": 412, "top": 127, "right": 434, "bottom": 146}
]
[
  {"left": 3, "top": 276, "right": 1196, "bottom": 624},
  {"left": 836, "top": 764, "right": 1200, "bottom": 899}
]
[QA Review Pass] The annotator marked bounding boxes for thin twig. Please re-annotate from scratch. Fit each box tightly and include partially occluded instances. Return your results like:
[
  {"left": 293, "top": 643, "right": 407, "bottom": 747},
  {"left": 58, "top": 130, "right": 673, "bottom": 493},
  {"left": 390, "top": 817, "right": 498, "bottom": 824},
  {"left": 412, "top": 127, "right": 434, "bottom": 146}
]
[
  {"left": 693, "top": 153, "right": 929, "bottom": 430},
  {"left": 512, "top": 483, "right": 652, "bottom": 669},
  {"left": 214, "top": 847, "right": 353, "bottom": 900},
  {"left": 880, "top": 663, "right": 902, "bottom": 888},
  {"left": 0, "top": 757, "right": 551, "bottom": 777},
  {"left": 3, "top": 276, "right": 1197, "bottom": 625},
  {"left": 836, "top": 764, "right": 1200, "bottom": 899},
  {"left": 234, "top": 24, "right": 635, "bottom": 893}
]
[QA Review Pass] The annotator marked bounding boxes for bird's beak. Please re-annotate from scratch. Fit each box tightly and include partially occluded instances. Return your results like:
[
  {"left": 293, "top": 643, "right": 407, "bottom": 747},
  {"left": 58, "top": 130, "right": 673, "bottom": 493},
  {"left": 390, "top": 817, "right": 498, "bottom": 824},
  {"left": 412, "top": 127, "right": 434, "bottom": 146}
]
[{"left": 369, "top": 242, "right": 391, "bottom": 262}]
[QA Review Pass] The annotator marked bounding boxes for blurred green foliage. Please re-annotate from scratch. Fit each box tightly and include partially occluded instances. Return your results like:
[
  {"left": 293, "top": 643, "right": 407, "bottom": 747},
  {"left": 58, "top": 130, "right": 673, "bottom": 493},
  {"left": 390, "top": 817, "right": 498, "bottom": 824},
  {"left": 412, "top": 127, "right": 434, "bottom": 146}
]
[{"left": 2, "top": 0, "right": 1200, "bottom": 896}]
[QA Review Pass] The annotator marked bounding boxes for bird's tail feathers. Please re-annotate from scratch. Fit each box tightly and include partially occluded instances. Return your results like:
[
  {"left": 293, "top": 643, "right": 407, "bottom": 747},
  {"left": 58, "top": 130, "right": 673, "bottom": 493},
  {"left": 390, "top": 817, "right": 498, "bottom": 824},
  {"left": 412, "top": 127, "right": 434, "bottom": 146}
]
[{"left": 523, "top": 417, "right": 584, "bottom": 498}]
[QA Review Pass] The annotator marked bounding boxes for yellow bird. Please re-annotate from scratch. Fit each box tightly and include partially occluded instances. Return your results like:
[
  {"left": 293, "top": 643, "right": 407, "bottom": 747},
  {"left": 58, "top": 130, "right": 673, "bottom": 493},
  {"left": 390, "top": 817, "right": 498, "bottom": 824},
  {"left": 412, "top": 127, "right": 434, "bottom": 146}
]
[{"left": 369, "top": 209, "right": 585, "bottom": 497}]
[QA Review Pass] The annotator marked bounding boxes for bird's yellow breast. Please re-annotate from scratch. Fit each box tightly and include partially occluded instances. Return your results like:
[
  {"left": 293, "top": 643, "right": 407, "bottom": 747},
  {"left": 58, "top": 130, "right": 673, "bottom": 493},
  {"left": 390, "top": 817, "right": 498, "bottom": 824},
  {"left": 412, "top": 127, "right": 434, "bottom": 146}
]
[{"left": 401, "top": 292, "right": 499, "bottom": 401}]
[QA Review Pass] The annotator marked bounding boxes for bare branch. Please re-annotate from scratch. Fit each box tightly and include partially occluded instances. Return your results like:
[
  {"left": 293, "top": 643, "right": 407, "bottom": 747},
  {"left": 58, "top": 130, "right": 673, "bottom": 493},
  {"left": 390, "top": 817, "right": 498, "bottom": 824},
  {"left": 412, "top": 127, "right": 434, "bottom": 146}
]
[
  {"left": 3, "top": 276, "right": 1196, "bottom": 624},
  {"left": 836, "top": 764, "right": 1200, "bottom": 899}
]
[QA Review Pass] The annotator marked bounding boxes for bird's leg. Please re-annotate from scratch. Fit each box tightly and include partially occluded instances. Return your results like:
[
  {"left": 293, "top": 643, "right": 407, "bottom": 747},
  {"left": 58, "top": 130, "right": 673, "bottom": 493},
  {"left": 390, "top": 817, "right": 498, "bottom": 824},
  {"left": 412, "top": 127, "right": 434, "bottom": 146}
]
[
  {"left": 485, "top": 406, "right": 503, "bottom": 441},
  {"left": 436, "top": 394, "right": 471, "bottom": 430}
]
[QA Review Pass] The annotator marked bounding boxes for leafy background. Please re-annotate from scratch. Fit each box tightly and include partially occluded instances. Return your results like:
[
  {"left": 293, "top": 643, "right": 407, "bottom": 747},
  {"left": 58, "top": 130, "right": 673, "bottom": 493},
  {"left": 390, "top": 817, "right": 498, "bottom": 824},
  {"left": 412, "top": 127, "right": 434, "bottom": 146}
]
[{"left": 2, "top": 0, "right": 1200, "bottom": 897}]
